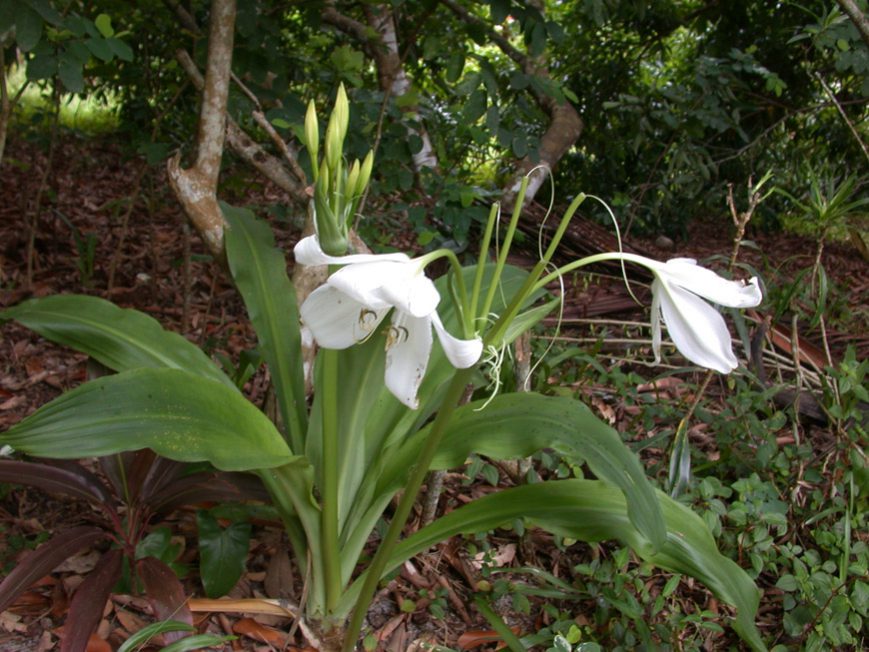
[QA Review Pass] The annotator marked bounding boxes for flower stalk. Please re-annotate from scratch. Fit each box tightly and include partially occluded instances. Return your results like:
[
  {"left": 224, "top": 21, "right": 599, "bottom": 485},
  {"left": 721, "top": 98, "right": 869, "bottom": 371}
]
[{"left": 340, "top": 366, "right": 476, "bottom": 652}]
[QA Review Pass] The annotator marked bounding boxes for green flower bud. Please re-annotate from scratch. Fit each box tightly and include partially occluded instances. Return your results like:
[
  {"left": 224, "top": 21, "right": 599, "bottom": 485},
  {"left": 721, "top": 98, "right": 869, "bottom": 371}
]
[
  {"left": 325, "top": 84, "right": 349, "bottom": 172},
  {"left": 335, "top": 83, "right": 349, "bottom": 142},
  {"left": 357, "top": 150, "right": 374, "bottom": 195},
  {"left": 304, "top": 100, "right": 319, "bottom": 179},
  {"left": 346, "top": 159, "right": 361, "bottom": 199}
]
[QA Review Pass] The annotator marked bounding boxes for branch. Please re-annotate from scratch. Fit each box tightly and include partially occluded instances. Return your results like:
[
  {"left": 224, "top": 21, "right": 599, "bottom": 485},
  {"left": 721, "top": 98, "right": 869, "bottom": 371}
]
[
  {"left": 439, "top": 0, "right": 526, "bottom": 68},
  {"left": 836, "top": 0, "right": 869, "bottom": 50},
  {"left": 167, "top": 0, "right": 236, "bottom": 257},
  {"left": 441, "top": 0, "right": 583, "bottom": 204},
  {"left": 174, "top": 49, "right": 307, "bottom": 204}
]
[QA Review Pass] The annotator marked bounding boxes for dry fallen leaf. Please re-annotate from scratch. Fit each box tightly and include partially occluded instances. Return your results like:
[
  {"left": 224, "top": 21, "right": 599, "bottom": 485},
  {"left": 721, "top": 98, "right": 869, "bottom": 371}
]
[{"left": 232, "top": 617, "right": 285, "bottom": 646}]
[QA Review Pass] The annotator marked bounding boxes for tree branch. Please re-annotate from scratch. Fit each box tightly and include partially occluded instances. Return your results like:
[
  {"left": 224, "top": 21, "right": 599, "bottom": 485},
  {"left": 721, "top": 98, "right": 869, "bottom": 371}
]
[
  {"left": 441, "top": 0, "right": 583, "bottom": 204},
  {"left": 173, "top": 49, "right": 307, "bottom": 206},
  {"left": 836, "top": 0, "right": 869, "bottom": 50}
]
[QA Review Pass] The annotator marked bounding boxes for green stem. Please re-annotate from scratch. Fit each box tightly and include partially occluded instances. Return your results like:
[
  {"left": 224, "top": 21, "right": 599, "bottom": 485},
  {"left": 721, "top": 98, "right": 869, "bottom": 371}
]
[
  {"left": 341, "top": 367, "right": 475, "bottom": 651},
  {"left": 480, "top": 177, "right": 529, "bottom": 323},
  {"left": 469, "top": 202, "right": 500, "bottom": 328},
  {"left": 533, "top": 251, "right": 653, "bottom": 291},
  {"left": 321, "top": 347, "right": 342, "bottom": 614}
]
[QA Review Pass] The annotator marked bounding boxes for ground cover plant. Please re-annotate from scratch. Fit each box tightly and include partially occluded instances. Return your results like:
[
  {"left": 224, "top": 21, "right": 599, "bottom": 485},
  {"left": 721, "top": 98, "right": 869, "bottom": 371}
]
[{"left": 1, "top": 1, "right": 867, "bottom": 650}]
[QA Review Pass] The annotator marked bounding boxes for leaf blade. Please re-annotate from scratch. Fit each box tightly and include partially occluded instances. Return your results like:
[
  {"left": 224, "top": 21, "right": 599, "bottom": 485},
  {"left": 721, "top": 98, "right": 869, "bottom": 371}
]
[
  {"left": 222, "top": 204, "right": 307, "bottom": 451},
  {"left": 1, "top": 368, "right": 293, "bottom": 472},
  {"left": 1, "top": 294, "right": 234, "bottom": 389}
]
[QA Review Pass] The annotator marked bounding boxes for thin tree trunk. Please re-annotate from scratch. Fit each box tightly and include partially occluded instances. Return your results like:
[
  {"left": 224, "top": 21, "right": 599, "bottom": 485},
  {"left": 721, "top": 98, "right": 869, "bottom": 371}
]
[
  {"left": 368, "top": 5, "right": 437, "bottom": 171},
  {"left": 0, "top": 47, "right": 9, "bottom": 166},
  {"left": 25, "top": 88, "right": 60, "bottom": 290},
  {"left": 167, "top": 0, "right": 236, "bottom": 258},
  {"left": 323, "top": 4, "right": 439, "bottom": 173}
]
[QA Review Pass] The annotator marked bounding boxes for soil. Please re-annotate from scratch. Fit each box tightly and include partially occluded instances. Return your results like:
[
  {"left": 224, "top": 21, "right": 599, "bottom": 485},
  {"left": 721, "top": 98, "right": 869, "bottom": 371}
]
[{"left": 1, "top": 133, "right": 867, "bottom": 651}]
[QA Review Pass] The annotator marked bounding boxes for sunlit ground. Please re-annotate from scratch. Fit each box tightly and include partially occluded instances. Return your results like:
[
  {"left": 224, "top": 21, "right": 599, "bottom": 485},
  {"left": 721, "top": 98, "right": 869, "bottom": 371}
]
[{"left": 6, "top": 64, "right": 120, "bottom": 134}]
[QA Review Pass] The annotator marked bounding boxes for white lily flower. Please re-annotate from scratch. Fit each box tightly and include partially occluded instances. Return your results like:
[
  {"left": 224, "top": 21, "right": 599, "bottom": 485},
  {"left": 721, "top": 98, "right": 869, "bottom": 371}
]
[
  {"left": 644, "top": 257, "right": 762, "bottom": 373},
  {"left": 294, "top": 236, "right": 483, "bottom": 408}
]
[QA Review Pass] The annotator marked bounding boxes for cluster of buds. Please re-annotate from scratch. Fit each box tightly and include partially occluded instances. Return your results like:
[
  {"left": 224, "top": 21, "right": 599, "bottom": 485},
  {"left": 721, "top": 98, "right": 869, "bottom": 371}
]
[{"left": 305, "top": 83, "right": 374, "bottom": 256}]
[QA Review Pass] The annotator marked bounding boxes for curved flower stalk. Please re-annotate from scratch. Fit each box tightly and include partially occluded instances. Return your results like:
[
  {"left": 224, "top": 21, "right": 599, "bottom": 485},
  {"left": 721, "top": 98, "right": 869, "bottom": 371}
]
[
  {"left": 294, "top": 236, "right": 483, "bottom": 408},
  {"left": 535, "top": 251, "right": 762, "bottom": 373}
]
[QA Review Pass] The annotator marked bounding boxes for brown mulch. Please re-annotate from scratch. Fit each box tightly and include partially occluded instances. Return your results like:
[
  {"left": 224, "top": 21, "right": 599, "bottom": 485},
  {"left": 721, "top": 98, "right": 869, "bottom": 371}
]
[{"left": 1, "top": 132, "right": 867, "bottom": 651}]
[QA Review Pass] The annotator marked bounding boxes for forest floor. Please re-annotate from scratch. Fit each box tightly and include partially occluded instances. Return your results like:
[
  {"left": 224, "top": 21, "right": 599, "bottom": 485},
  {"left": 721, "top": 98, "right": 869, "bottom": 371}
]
[{"left": 0, "top": 134, "right": 867, "bottom": 651}]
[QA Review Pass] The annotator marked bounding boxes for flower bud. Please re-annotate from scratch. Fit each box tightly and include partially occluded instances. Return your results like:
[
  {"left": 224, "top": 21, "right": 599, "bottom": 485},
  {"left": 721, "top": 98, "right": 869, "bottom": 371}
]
[
  {"left": 346, "top": 159, "right": 361, "bottom": 199},
  {"left": 334, "top": 83, "right": 349, "bottom": 142},
  {"left": 304, "top": 100, "right": 319, "bottom": 179},
  {"left": 325, "top": 84, "right": 349, "bottom": 172},
  {"left": 357, "top": 150, "right": 374, "bottom": 195}
]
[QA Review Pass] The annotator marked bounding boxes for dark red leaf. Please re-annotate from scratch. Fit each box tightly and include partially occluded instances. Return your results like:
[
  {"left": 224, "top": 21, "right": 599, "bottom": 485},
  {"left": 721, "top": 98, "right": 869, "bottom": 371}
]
[
  {"left": 136, "top": 556, "right": 192, "bottom": 642},
  {"left": 0, "top": 526, "right": 107, "bottom": 613},
  {"left": 0, "top": 460, "right": 111, "bottom": 504},
  {"left": 61, "top": 549, "right": 123, "bottom": 652},
  {"left": 149, "top": 471, "right": 268, "bottom": 514}
]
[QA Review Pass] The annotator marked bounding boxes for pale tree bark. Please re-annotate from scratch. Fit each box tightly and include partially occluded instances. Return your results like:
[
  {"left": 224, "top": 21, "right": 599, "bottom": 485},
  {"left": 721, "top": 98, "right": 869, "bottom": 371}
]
[
  {"left": 836, "top": 0, "right": 869, "bottom": 49},
  {"left": 322, "top": 3, "right": 439, "bottom": 173},
  {"left": 440, "top": 0, "right": 583, "bottom": 207},
  {"left": 366, "top": 5, "right": 438, "bottom": 171},
  {"left": 166, "top": 0, "right": 236, "bottom": 258}
]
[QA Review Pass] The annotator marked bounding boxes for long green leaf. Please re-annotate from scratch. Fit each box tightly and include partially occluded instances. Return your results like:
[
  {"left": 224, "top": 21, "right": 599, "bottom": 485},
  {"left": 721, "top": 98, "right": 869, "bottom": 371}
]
[
  {"left": 340, "top": 480, "right": 765, "bottom": 651},
  {"left": 0, "top": 294, "right": 234, "bottom": 389},
  {"left": 222, "top": 203, "right": 307, "bottom": 452},
  {"left": 377, "top": 392, "right": 666, "bottom": 551},
  {"left": 1, "top": 368, "right": 294, "bottom": 471}
]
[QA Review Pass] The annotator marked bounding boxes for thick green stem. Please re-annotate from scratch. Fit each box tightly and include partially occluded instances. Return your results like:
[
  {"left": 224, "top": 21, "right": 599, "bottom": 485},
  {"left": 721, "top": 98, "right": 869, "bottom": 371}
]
[
  {"left": 321, "top": 347, "right": 342, "bottom": 613},
  {"left": 340, "top": 367, "right": 475, "bottom": 651}
]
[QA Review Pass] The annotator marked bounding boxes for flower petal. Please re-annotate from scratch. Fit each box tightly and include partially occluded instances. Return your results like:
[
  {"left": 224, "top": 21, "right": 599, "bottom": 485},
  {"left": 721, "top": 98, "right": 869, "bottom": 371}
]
[
  {"left": 660, "top": 259, "right": 763, "bottom": 308},
  {"left": 657, "top": 281, "right": 739, "bottom": 373},
  {"left": 300, "top": 285, "right": 388, "bottom": 349},
  {"left": 384, "top": 313, "right": 433, "bottom": 409},
  {"left": 431, "top": 312, "right": 482, "bottom": 369},
  {"left": 294, "top": 235, "right": 409, "bottom": 266},
  {"left": 379, "top": 270, "right": 441, "bottom": 318},
  {"left": 327, "top": 260, "right": 414, "bottom": 311}
]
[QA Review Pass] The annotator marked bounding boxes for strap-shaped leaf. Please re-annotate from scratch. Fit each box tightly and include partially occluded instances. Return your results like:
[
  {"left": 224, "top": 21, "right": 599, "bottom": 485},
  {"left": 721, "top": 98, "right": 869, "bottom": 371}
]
[
  {"left": 1, "top": 294, "right": 234, "bottom": 389},
  {"left": 341, "top": 480, "right": 765, "bottom": 651},
  {"left": 1, "top": 368, "right": 294, "bottom": 472},
  {"left": 0, "top": 525, "right": 107, "bottom": 613},
  {"left": 222, "top": 203, "right": 307, "bottom": 452},
  {"left": 0, "top": 459, "right": 112, "bottom": 504},
  {"left": 62, "top": 549, "right": 124, "bottom": 652},
  {"left": 377, "top": 392, "right": 666, "bottom": 551}
]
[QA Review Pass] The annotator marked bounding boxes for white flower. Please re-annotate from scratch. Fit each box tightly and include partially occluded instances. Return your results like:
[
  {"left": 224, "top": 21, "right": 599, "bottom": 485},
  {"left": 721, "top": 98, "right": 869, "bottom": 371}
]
[
  {"left": 645, "top": 257, "right": 762, "bottom": 373},
  {"left": 294, "top": 236, "right": 483, "bottom": 408}
]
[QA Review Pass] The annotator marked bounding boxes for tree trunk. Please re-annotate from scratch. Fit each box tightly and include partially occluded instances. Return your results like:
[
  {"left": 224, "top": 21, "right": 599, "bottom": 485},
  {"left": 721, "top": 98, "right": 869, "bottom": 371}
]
[
  {"left": 367, "top": 5, "right": 438, "bottom": 171},
  {"left": 167, "top": 0, "right": 236, "bottom": 258}
]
